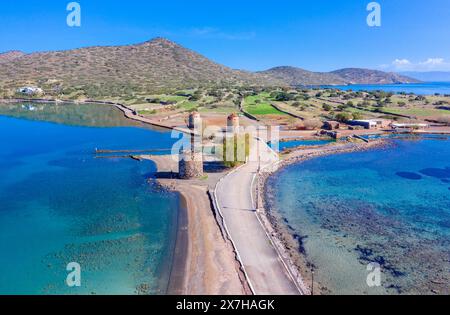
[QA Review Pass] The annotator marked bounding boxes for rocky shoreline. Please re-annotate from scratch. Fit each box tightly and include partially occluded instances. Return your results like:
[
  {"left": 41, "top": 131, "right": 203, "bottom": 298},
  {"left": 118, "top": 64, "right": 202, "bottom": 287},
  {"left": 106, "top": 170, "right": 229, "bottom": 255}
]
[{"left": 256, "top": 140, "right": 389, "bottom": 295}]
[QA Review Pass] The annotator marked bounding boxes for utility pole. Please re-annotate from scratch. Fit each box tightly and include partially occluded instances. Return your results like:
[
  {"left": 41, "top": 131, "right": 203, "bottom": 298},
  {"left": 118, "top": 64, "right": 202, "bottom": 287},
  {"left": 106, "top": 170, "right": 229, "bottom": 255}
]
[{"left": 256, "top": 126, "right": 261, "bottom": 212}]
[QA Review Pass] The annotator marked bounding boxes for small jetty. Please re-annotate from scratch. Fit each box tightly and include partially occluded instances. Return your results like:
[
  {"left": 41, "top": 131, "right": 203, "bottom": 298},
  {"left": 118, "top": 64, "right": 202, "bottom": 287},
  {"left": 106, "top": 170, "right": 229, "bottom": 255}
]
[
  {"left": 95, "top": 148, "right": 170, "bottom": 154},
  {"left": 353, "top": 134, "right": 369, "bottom": 143},
  {"left": 94, "top": 148, "right": 171, "bottom": 160}
]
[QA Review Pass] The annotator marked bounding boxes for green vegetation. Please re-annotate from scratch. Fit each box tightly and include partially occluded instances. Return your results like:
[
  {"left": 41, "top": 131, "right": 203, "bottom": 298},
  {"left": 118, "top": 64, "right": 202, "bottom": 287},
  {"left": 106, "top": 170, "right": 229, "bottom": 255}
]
[
  {"left": 177, "top": 101, "right": 199, "bottom": 111},
  {"left": 220, "top": 134, "right": 251, "bottom": 168},
  {"left": 335, "top": 112, "right": 353, "bottom": 122},
  {"left": 138, "top": 109, "right": 157, "bottom": 115},
  {"left": 243, "top": 94, "right": 287, "bottom": 116},
  {"left": 381, "top": 107, "right": 449, "bottom": 117},
  {"left": 4, "top": 76, "right": 449, "bottom": 129}
]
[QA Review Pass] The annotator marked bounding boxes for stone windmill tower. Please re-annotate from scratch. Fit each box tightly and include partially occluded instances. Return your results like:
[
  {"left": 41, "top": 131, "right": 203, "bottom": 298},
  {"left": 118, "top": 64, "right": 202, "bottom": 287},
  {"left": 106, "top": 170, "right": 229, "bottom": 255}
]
[
  {"left": 188, "top": 111, "right": 202, "bottom": 130},
  {"left": 227, "top": 113, "right": 240, "bottom": 134},
  {"left": 178, "top": 112, "right": 204, "bottom": 179}
]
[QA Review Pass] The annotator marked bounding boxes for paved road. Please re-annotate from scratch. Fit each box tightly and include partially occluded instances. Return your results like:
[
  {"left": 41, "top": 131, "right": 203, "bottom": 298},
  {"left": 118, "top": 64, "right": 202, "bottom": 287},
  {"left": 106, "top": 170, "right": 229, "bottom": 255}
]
[{"left": 216, "top": 137, "right": 301, "bottom": 295}]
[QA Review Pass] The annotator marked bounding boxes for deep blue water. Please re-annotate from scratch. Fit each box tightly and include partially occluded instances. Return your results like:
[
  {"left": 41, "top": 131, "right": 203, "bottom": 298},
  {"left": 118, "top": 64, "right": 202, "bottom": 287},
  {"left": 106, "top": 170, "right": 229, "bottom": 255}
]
[
  {"left": 0, "top": 104, "right": 180, "bottom": 294},
  {"left": 266, "top": 137, "right": 450, "bottom": 295},
  {"left": 327, "top": 82, "right": 450, "bottom": 95}
]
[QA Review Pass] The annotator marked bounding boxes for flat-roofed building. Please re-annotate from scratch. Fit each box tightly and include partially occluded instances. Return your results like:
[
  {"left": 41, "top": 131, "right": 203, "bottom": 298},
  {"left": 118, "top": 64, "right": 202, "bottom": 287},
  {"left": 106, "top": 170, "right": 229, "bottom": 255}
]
[
  {"left": 392, "top": 123, "right": 429, "bottom": 130},
  {"left": 348, "top": 119, "right": 392, "bottom": 130}
]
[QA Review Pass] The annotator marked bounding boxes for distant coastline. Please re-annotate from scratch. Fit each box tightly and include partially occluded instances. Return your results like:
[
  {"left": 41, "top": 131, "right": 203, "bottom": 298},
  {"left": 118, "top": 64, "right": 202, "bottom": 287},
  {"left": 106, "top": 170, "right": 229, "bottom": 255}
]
[
  {"left": 0, "top": 98, "right": 194, "bottom": 135},
  {"left": 324, "top": 82, "right": 450, "bottom": 95}
]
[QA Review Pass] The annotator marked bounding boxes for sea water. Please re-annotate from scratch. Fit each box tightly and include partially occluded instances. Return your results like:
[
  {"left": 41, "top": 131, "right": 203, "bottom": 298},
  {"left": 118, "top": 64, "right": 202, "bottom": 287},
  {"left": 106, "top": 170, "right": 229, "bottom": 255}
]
[
  {"left": 328, "top": 82, "right": 450, "bottom": 96},
  {"left": 266, "top": 137, "right": 450, "bottom": 295},
  {"left": 0, "top": 103, "right": 180, "bottom": 294},
  {"left": 269, "top": 139, "right": 335, "bottom": 152}
]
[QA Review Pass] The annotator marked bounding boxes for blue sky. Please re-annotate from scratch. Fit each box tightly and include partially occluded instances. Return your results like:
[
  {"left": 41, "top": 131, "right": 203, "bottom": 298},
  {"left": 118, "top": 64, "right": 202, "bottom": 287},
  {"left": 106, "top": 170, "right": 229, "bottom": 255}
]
[{"left": 1, "top": 0, "right": 449, "bottom": 72}]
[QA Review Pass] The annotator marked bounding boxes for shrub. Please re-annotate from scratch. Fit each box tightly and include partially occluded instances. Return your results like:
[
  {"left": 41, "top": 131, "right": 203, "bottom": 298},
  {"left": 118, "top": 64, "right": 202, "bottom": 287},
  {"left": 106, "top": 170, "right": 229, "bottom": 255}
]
[
  {"left": 221, "top": 134, "right": 250, "bottom": 168},
  {"left": 335, "top": 112, "right": 353, "bottom": 122},
  {"left": 303, "top": 119, "right": 323, "bottom": 130},
  {"left": 272, "top": 91, "right": 295, "bottom": 102}
]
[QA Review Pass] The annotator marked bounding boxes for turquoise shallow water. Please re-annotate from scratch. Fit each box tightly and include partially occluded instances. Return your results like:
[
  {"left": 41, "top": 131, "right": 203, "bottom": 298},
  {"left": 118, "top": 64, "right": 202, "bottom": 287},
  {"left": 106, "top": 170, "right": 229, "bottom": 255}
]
[
  {"left": 0, "top": 103, "right": 180, "bottom": 294},
  {"left": 327, "top": 82, "right": 450, "bottom": 95},
  {"left": 266, "top": 137, "right": 450, "bottom": 295}
]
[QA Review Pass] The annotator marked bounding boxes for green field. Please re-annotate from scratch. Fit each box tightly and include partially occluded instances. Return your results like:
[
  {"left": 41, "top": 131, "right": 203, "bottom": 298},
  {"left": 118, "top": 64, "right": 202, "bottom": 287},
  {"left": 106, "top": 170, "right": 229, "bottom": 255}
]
[
  {"left": 382, "top": 107, "right": 450, "bottom": 117},
  {"left": 243, "top": 94, "right": 287, "bottom": 116},
  {"left": 177, "top": 101, "right": 199, "bottom": 111}
]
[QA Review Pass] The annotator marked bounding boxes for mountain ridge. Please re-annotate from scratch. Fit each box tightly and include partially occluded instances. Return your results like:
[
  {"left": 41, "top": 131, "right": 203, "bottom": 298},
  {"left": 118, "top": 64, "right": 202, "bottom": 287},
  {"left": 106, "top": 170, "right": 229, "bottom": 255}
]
[
  {"left": 0, "top": 50, "right": 25, "bottom": 64},
  {"left": 259, "top": 66, "right": 420, "bottom": 86},
  {"left": 258, "top": 66, "right": 348, "bottom": 86},
  {"left": 331, "top": 68, "right": 420, "bottom": 85},
  {"left": 0, "top": 38, "right": 284, "bottom": 98},
  {"left": 0, "top": 38, "right": 422, "bottom": 99}
]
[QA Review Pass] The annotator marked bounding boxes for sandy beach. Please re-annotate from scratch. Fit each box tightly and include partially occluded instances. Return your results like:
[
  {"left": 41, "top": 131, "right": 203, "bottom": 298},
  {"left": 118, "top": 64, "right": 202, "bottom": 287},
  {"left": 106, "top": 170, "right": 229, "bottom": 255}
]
[{"left": 144, "top": 155, "right": 251, "bottom": 295}]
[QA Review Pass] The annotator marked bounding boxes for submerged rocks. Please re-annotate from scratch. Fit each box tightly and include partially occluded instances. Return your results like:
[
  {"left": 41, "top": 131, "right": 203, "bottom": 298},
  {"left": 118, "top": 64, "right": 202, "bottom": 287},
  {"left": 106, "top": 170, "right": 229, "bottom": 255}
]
[
  {"left": 292, "top": 233, "right": 308, "bottom": 255},
  {"left": 354, "top": 245, "right": 406, "bottom": 279},
  {"left": 419, "top": 168, "right": 450, "bottom": 179},
  {"left": 396, "top": 172, "right": 422, "bottom": 180},
  {"left": 263, "top": 138, "right": 450, "bottom": 295}
]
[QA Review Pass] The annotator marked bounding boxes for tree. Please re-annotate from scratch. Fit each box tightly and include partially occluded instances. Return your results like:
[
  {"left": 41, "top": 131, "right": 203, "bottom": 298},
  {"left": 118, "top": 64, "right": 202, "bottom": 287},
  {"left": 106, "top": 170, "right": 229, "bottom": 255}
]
[
  {"left": 335, "top": 112, "right": 352, "bottom": 122},
  {"left": 415, "top": 95, "right": 426, "bottom": 102},
  {"left": 221, "top": 134, "right": 250, "bottom": 168},
  {"left": 272, "top": 91, "right": 294, "bottom": 102},
  {"left": 375, "top": 100, "right": 385, "bottom": 108},
  {"left": 189, "top": 91, "right": 202, "bottom": 101}
]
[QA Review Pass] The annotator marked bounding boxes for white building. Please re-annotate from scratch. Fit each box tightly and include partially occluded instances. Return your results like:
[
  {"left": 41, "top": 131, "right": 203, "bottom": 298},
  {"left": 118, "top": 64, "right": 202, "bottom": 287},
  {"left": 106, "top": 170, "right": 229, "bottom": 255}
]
[
  {"left": 392, "top": 123, "right": 429, "bottom": 130},
  {"left": 348, "top": 119, "right": 392, "bottom": 130},
  {"left": 17, "top": 87, "right": 43, "bottom": 95}
]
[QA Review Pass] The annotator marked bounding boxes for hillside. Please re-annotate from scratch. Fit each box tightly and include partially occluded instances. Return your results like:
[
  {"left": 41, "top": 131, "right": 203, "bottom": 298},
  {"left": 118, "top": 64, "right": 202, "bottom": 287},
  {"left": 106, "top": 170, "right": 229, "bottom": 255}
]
[
  {"left": 331, "top": 68, "right": 420, "bottom": 85},
  {"left": 0, "top": 39, "right": 423, "bottom": 100},
  {"left": 0, "top": 38, "right": 282, "bottom": 98},
  {"left": 0, "top": 51, "right": 25, "bottom": 64},
  {"left": 259, "top": 66, "right": 347, "bottom": 86},
  {"left": 261, "top": 66, "right": 420, "bottom": 86}
]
